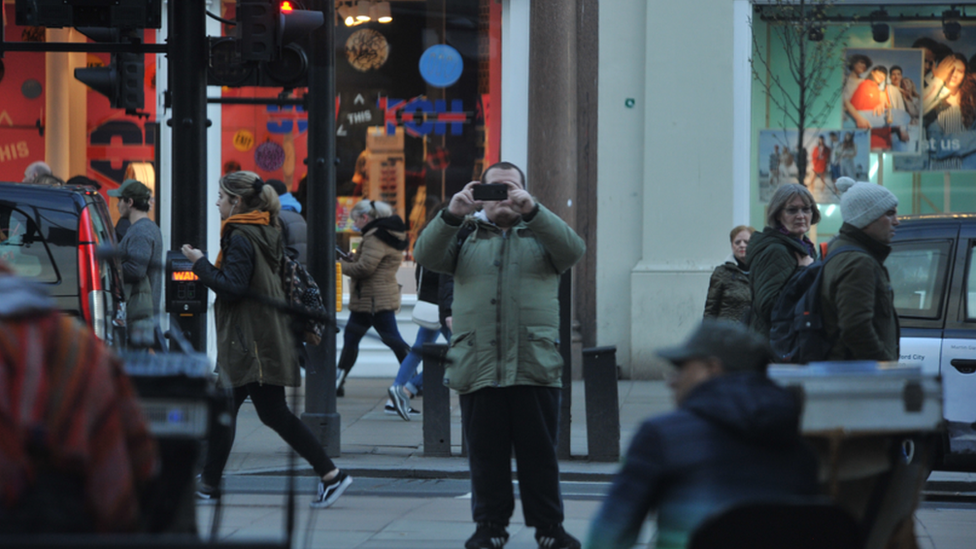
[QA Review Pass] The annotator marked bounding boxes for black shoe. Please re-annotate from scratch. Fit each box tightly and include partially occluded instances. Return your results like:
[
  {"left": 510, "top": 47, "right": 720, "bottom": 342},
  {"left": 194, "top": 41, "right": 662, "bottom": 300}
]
[
  {"left": 310, "top": 470, "right": 353, "bottom": 509},
  {"left": 535, "top": 525, "right": 580, "bottom": 549},
  {"left": 466, "top": 522, "right": 509, "bottom": 549},
  {"left": 384, "top": 402, "right": 421, "bottom": 416},
  {"left": 336, "top": 369, "right": 348, "bottom": 397},
  {"left": 195, "top": 475, "right": 221, "bottom": 501}
]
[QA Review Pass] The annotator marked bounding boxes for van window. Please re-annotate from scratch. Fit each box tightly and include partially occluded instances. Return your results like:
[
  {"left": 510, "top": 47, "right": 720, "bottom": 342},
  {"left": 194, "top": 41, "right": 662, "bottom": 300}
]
[
  {"left": 887, "top": 240, "right": 952, "bottom": 319},
  {"left": 965, "top": 248, "right": 976, "bottom": 320},
  {"left": 0, "top": 205, "right": 59, "bottom": 282}
]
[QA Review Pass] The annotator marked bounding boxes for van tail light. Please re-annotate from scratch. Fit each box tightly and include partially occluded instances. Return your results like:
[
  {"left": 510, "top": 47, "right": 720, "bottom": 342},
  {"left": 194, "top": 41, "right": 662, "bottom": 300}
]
[{"left": 78, "top": 208, "right": 107, "bottom": 339}]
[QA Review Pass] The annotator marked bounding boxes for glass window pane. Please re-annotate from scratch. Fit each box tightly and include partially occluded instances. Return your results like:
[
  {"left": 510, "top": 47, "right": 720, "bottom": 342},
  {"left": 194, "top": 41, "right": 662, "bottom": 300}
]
[
  {"left": 887, "top": 240, "right": 952, "bottom": 319},
  {"left": 0, "top": 206, "right": 59, "bottom": 282}
]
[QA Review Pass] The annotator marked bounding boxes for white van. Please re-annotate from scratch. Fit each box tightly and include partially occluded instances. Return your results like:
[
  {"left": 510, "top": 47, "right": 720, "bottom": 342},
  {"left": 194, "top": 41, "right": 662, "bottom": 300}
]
[{"left": 889, "top": 214, "right": 976, "bottom": 467}]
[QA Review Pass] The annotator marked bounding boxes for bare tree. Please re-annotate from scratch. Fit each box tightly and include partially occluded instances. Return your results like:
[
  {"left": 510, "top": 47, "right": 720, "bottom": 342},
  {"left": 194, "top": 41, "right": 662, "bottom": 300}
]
[{"left": 752, "top": 0, "right": 853, "bottom": 183}]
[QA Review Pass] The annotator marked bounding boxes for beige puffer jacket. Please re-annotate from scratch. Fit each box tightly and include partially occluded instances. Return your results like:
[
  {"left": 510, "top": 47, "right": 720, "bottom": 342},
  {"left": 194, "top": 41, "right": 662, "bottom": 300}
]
[{"left": 341, "top": 216, "right": 408, "bottom": 313}]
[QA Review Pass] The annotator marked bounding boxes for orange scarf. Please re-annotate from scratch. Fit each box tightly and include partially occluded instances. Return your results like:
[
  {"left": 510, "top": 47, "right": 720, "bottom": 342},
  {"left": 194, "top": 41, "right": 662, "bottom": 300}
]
[{"left": 215, "top": 211, "right": 270, "bottom": 268}]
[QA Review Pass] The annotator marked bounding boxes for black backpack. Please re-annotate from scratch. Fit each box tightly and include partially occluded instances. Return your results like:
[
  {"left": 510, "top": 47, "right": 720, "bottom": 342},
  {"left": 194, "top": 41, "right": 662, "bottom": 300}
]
[
  {"left": 768, "top": 246, "right": 863, "bottom": 363},
  {"left": 281, "top": 253, "right": 328, "bottom": 346}
]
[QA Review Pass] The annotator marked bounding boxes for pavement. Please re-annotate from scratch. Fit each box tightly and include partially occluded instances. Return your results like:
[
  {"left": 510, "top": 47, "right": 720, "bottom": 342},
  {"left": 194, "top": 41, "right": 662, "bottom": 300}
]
[
  {"left": 199, "top": 377, "right": 976, "bottom": 548},
  {"left": 221, "top": 376, "right": 976, "bottom": 487},
  {"left": 221, "top": 377, "right": 669, "bottom": 480}
]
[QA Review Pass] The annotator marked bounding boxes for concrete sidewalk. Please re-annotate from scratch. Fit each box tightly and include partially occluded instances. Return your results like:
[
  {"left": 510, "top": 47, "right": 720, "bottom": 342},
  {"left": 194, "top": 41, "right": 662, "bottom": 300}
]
[
  {"left": 221, "top": 376, "right": 976, "bottom": 491},
  {"left": 221, "top": 378, "right": 671, "bottom": 480}
]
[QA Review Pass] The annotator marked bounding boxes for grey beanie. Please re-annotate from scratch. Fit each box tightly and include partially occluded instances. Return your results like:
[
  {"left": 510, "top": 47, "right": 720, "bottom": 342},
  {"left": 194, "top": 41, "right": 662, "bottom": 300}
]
[{"left": 836, "top": 177, "right": 898, "bottom": 229}]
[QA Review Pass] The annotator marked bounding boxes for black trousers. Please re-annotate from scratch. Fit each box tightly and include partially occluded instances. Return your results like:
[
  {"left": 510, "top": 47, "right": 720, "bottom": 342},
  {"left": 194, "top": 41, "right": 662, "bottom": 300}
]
[
  {"left": 202, "top": 382, "right": 335, "bottom": 486},
  {"left": 336, "top": 310, "right": 410, "bottom": 374},
  {"left": 459, "top": 385, "right": 565, "bottom": 528}
]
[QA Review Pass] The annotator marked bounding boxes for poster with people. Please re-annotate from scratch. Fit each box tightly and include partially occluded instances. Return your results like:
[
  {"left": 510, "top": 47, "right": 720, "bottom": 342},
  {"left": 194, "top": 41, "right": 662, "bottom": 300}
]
[
  {"left": 758, "top": 128, "right": 870, "bottom": 204},
  {"left": 893, "top": 26, "right": 976, "bottom": 171},
  {"left": 842, "top": 48, "right": 924, "bottom": 155}
]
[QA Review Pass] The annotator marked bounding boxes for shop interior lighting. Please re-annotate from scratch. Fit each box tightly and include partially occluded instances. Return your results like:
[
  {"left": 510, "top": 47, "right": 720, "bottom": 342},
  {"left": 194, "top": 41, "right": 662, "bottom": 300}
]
[
  {"left": 871, "top": 8, "right": 890, "bottom": 43},
  {"left": 338, "top": 4, "right": 356, "bottom": 26},
  {"left": 356, "top": 0, "right": 372, "bottom": 22},
  {"left": 375, "top": 2, "right": 392, "bottom": 24},
  {"left": 944, "top": 8, "right": 962, "bottom": 41}
]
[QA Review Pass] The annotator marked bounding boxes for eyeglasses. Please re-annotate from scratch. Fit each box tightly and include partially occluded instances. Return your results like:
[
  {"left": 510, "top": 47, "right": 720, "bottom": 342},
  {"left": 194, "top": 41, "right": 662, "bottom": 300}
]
[{"left": 784, "top": 207, "right": 813, "bottom": 216}]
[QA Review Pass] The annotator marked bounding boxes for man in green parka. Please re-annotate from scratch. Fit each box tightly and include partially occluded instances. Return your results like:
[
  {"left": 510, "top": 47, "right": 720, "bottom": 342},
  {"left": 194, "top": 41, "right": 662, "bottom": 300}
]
[{"left": 414, "top": 162, "right": 585, "bottom": 549}]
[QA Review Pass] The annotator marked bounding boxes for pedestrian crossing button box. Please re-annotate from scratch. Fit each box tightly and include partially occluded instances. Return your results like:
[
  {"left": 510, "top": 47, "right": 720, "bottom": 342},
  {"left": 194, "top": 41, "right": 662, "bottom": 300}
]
[{"left": 166, "top": 250, "right": 207, "bottom": 314}]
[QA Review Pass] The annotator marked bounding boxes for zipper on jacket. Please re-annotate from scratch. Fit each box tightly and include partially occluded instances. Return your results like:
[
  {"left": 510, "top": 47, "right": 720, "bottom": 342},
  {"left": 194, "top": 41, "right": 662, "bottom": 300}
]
[
  {"left": 254, "top": 341, "right": 264, "bottom": 385},
  {"left": 495, "top": 231, "right": 507, "bottom": 385}
]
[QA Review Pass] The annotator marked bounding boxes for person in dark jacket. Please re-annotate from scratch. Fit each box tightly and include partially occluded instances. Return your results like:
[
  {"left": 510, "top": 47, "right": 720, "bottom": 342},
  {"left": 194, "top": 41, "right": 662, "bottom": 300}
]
[
  {"left": 746, "top": 183, "right": 821, "bottom": 337},
  {"left": 822, "top": 177, "right": 900, "bottom": 361},
  {"left": 585, "top": 321, "right": 819, "bottom": 549},
  {"left": 821, "top": 177, "right": 919, "bottom": 549},
  {"left": 703, "top": 225, "right": 754, "bottom": 322},
  {"left": 267, "top": 178, "right": 308, "bottom": 265},
  {"left": 181, "top": 171, "right": 352, "bottom": 509}
]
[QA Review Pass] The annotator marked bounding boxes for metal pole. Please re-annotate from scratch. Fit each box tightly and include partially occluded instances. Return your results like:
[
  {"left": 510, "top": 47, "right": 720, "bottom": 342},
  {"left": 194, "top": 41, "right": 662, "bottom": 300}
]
[
  {"left": 168, "top": 0, "right": 208, "bottom": 354},
  {"left": 301, "top": 0, "right": 341, "bottom": 455}
]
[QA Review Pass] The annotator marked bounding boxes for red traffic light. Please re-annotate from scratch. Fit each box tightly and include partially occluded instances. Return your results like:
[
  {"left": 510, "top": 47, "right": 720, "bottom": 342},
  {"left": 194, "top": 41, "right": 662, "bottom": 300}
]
[{"left": 280, "top": 1, "right": 294, "bottom": 14}]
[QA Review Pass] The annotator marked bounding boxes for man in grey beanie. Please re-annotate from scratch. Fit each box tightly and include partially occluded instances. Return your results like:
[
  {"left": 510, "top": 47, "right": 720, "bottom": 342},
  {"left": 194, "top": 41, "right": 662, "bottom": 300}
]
[{"left": 820, "top": 176, "right": 900, "bottom": 361}]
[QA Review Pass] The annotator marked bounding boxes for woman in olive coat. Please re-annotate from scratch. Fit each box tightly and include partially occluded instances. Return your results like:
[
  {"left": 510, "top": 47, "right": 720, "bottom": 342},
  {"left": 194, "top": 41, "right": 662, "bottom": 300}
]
[{"left": 182, "top": 171, "right": 351, "bottom": 508}]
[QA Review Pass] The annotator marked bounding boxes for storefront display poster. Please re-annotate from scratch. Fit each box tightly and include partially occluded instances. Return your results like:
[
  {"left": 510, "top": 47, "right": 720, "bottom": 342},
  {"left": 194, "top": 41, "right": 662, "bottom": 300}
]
[
  {"left": 842, "top": 48, "right": 923, "bottom": 155},
  {"left": 758, "top": 128, "right": 869, "bottom": 204},
  {"left": 893, "top": 26, "right": 976, "bottom": 171}
]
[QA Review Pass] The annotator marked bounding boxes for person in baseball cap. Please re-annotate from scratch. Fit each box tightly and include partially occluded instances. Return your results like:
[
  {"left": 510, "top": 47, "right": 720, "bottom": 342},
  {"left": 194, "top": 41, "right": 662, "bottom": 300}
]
[
  {"left": 586, "top": 319, "right": 816, "bottom": 549},
  {"left": 108, "top": 179, "right": 152, "bottom": 201}
]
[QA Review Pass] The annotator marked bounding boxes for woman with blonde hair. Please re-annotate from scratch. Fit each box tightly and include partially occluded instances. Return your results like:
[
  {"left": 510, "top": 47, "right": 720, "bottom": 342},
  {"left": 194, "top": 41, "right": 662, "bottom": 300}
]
[
  {"left": 703, "top": 225, "right": 755, "bottom": 322},
  {"left": 181, "top": 171, "right": 351, "bottom": 508},
  {"left": 335, "top": 199, "right": 411, "bottom": 396}
]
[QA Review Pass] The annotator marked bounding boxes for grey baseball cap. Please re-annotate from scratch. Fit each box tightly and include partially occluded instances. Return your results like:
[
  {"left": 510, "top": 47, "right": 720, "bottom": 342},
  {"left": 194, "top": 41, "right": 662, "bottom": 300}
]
[{"left": 657, "top": 320, "right": 772, "bottom": 373}]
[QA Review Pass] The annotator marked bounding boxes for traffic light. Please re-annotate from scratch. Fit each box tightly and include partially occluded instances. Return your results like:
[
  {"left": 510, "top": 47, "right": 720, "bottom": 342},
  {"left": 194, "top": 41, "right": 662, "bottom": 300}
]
[
  {"left": 210, "top": 0, "right": 323, "bottom": 88},
  {"left": 15, "top": 0, "right": 162, "bottom": 29},
  {"left": 74, "top": 29, "right": 145, "bottom": 112}
]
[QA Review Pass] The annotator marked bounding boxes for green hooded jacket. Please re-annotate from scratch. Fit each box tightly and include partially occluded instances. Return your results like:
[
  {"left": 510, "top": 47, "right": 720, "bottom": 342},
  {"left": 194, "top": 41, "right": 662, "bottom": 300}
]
[{"left": 413, "top": 204, "right": 585, "bottom": 395}]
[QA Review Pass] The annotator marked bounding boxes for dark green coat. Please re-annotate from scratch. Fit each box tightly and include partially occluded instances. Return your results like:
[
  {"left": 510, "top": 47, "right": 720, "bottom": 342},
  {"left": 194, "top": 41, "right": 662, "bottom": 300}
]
[
  {"left": 821, "top": 224, "right": 899, "bottom": 361},
  {"left": 745, "top": 227, "right": 817, "bottom": 337},
  {"left": 194, "top": 223, "right": 296, "bottom": 388},
  {"left": 703, "top": 255, "right": 751, "bottom": 323}
]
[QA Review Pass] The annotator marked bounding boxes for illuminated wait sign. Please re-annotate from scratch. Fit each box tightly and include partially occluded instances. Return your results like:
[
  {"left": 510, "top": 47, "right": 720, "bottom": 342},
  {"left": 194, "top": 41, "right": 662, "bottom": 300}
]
[{"left": 172, "top": 271, "right": 199, "bottom": 282}]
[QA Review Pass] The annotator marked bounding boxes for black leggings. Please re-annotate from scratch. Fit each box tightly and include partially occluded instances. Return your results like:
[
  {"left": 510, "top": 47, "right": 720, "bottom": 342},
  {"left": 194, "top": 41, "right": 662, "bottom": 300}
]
[{"left": 202, "top": 382, "right": 335, "bottom": 486}]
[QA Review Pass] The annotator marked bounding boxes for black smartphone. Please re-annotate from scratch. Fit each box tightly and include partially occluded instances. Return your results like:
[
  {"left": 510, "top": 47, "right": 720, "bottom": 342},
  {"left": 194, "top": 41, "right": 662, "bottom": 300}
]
[
  {"left": 473, "top": 183, "right": 509, "bottom": 201},
  {"left": 336, "top": 246, "right": 352, "bottom": 260}
]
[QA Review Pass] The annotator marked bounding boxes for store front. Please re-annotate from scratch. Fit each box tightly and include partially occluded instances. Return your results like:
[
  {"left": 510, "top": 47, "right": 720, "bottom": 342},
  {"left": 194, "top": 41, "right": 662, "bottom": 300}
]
[
  {"left": 214, "top": 0, "right": 502, "bottom": 259},
  {"left": 750, "top": 2, "right": 976, "bottom": 240}
]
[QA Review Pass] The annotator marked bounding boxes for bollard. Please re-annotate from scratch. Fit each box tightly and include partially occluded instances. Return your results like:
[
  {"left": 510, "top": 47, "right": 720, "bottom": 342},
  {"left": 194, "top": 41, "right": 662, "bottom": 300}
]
[
  {"left": 422, "top": 343, "right": 452, "bottom": 457},
  {"left": 583, "top": 345, "right": 620, "bottom": 462}
]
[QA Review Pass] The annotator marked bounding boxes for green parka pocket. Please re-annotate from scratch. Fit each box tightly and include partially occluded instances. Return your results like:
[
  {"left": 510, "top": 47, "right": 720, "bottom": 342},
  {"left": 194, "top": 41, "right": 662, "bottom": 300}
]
[
  {"left": 519, "top": 326, "right": 563, "bottom": 385},
  {"left": 444, "top": 330, "right": 478, "bottom": 392}
]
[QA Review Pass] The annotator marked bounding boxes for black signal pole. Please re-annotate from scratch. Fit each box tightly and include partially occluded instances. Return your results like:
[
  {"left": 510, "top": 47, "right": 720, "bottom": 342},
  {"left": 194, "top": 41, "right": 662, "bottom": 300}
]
[
  {"left": 301, "top": 0, "right": 340, "bottom": 454},
  {"left": 168, "top": 0, "right": 209, "bottom": 353}
]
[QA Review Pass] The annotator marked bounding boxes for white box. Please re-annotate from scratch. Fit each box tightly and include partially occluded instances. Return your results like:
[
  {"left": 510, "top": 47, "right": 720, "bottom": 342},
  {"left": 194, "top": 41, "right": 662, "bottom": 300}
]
[{"left": 768, "top": 361, "right": 942, "bottom": 435}]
